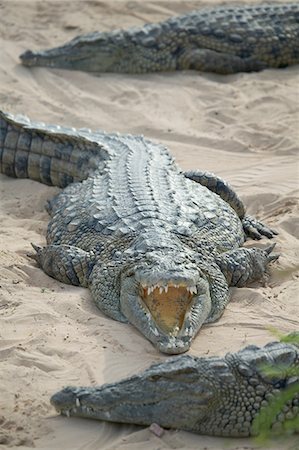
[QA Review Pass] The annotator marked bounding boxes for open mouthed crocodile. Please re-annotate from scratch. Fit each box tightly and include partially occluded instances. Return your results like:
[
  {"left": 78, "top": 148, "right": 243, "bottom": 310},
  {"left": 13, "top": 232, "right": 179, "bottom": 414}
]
[
  {"left": 0, "top": 110, "right": 278, "bottom": 354},
  {"left": 51, "top": 337, "right": 299, "bottom": 437},
  {"left": 20, "top": 3, "right": 299, "bottom": 74}
]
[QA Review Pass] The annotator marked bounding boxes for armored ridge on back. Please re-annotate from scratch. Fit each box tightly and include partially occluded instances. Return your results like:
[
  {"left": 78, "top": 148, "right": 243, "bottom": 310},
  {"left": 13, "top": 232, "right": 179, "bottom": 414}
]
[
  {"left": 20, "top": 3, "right": 299, "bottom": 74},
  {"left": 0, "top": 110, "right": 278, "bottom": 355}
]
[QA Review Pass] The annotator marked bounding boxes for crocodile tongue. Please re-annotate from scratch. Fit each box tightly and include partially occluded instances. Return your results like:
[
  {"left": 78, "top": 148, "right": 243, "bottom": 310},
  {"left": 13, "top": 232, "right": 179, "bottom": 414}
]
[{"left": 141, "top": 284, "right": 194, "bottom": 335}]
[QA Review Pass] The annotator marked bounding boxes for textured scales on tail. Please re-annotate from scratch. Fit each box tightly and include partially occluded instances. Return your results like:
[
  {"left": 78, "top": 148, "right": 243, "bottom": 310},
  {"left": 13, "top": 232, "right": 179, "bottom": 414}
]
[
  {"left": 0, "top": 110, "right": 278, "bottom": 354},
  {"left": 0, "top": 110, "right": 110, "bottom": 187},
  {"left": 19, "top": 3, "right": 299, "bottom": 74}
]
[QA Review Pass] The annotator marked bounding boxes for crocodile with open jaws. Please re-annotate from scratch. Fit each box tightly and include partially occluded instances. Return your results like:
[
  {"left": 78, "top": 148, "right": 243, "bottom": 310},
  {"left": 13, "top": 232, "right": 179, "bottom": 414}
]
[
  {"left": 51, "top": 337, "right": 299, "bottom": 437},
  {"left": 0, "top": 110, "right": 278, "bottom": 355},
  {"left": 20, "top": 3, "right": 299, "bottom": 74}
]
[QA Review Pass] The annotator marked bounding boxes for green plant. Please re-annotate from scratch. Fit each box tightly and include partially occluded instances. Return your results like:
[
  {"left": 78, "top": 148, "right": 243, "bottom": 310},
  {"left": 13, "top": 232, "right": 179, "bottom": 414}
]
[{"left": 252, "top": 330, "right": 299, "bottom": 442}]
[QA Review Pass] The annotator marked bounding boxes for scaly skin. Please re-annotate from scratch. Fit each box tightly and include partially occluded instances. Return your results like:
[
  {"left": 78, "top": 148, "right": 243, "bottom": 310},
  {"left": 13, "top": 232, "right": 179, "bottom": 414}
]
[
  {"left": 20, "top": 3, "right": 299, "bottom": 74},
  {"left": 51, "top": 338, "right": 299, "bottom": 437},
  {"left": 0, "top": 110, "right": 278, "bottom": 354}
]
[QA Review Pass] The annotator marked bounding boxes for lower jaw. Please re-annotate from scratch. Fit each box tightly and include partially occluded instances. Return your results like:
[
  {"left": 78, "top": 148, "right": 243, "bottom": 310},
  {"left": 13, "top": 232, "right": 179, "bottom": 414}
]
[{"left": 155, "top": 337, "right": 191, "bottom": 355}]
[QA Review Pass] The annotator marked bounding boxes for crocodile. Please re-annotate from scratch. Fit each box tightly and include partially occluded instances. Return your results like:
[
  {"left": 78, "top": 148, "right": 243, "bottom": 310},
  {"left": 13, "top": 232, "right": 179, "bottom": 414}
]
[
  {"left": 0, "top": 110, "right": 278, "bottom": 354},
  {"left": 20, "top": 3, "right": 299, "bottom": 74},
  {"left": 51, "top": 338, "right": 299, "bottom": 437}
]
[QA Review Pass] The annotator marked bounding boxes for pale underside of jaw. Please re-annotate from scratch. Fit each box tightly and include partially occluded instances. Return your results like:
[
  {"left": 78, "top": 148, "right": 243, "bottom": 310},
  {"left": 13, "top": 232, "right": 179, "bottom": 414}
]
[{"left": 139, "top": 282, "right": 198, "bottom": 336}]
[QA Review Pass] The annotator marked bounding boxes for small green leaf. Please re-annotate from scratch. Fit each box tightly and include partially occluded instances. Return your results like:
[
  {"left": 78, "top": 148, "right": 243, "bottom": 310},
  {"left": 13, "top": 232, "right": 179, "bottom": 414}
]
[{"left": 253, "top": 331, "right": 299, "bottom": 443}]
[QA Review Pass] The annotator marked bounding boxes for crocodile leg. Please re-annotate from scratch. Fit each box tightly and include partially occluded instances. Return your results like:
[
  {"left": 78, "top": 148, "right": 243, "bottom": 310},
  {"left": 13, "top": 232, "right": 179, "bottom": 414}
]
[
  {"left": 31, "top": 244, "right": 95, "bottom": 287},
  {"left": 242, "top": 215, "right": 278, "bottom": 240},
  {"left": 216, "top": 244, "right": 279, "bottom": 287},
  {"left": 178, "top": 49, "right": 266, "bottom": 74},
  {"left": 184, "top": 170, "right": 277, "bottom": 239},
  {"left": 32, "top": 238, "right": 128, "bottom": 323},
  {"left": 184, "top": 170, "right": 245, "bottom": 217}
]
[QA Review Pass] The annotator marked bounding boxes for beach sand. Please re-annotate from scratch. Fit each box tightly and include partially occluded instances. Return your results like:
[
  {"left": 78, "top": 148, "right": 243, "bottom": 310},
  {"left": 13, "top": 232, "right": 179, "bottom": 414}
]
[{"left": 0, "top": 1, "right": 298, "bottom": 448}]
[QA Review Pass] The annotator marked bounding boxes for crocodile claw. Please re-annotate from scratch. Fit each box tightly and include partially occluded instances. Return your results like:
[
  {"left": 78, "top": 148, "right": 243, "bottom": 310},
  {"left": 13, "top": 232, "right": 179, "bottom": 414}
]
[
  {"left": 264, "top": 243, "right": 279, "bottom": 262},
  {"left": 28, "top": 243, "right": 43, "bottom": 263},
  {"left": 242, "top": 215, "right": 278, "bottom": 240}
]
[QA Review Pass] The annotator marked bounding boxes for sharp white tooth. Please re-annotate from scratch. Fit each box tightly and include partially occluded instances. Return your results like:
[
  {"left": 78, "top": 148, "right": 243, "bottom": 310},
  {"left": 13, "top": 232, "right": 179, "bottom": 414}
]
[
  {"left": 159, "top": 287, "right": 163, "bottom": 294},
  {"left": 165, "top": 285, "right": 168, "bottom": 293},
  {"left": 76, "top": 398, "right": 80, "bottom": 407},
  {"left": 192, "top": 286, "right": 197, "bottom": 294},
  {"left": 147, "top": 287, "right": 151, "bottom": 296},
  {"left": 66, "top": 410, "right": 70, "bottom": 418}
]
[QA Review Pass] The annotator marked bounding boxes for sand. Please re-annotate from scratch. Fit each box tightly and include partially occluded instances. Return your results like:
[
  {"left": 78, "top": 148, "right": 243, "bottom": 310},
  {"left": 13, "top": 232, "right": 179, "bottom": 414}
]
[{"left": 0, "top": 1, "right": 298, "bottom": 448}]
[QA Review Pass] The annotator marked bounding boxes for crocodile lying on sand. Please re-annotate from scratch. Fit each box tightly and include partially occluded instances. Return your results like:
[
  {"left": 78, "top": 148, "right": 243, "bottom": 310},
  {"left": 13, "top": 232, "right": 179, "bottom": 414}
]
[
  {"left": 20, "top": 3, "right": 299, "bottom": 74},
  {"left": 0, "top": 110, "right": 278, "bottom": 354},
  {"left": 51, "top": 338, "right": 299, "bottom": 437}
]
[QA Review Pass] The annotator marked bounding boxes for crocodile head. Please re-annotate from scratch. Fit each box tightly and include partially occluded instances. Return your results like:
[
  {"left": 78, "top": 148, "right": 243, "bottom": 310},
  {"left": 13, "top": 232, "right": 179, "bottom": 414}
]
[
  {"left": 51, "top": 340, "right": 299, "bottom": 436},
  {"left": 119, "top": 248, "right": 212, "bottom": 354},
  {"left": 89, "top": 231, "right": 224, "bottom": 355},
  {"left": 20, "top": 26, "right": 175, "bottom": 73},
  {"left": 20, "top": 32, "right": 126, "bottom": 72}
]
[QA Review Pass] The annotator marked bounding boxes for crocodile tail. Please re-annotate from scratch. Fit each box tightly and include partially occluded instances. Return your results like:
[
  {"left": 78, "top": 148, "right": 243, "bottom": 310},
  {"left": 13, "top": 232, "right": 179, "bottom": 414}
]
[{"left": 0, "top": 110, "right": 110, "bottom": 187}]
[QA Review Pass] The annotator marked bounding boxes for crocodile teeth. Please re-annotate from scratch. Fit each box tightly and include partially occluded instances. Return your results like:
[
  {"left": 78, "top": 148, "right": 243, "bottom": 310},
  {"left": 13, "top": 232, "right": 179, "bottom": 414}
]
[
  {"left": 144, "top": 284, "right": 197, "bottom": 295},
  {"left": 65, "top": 409, "right": 70, "bottom": 418},
  {"left": 188, "top": 286, "right": 197, "bottom": 294},
  {"left": 76, "top": 398, "right": 80, "bottom": 407},
  {"left": 146, "top": 285, "right": 165, "bottom": 295}
]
